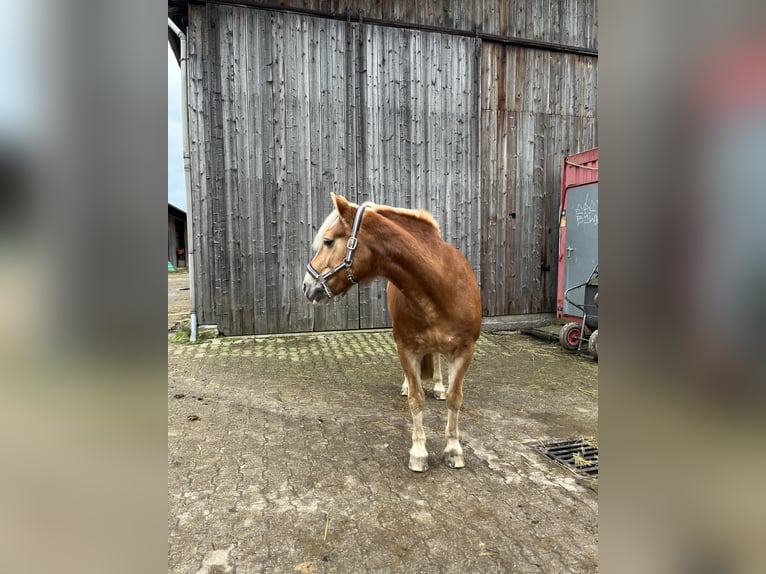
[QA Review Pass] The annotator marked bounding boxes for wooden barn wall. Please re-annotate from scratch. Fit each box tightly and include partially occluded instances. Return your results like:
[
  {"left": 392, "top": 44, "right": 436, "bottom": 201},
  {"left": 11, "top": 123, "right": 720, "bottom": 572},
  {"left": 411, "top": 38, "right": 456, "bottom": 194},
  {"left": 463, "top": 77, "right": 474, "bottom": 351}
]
[
  {"left": 202, "top": 0, "right": 597, "bottom": 51},
  {"left": 480, "top": 43, "right": 597, "bottom": 316},
  {"left": 186, "top": 2, "right": 597, "bottom": 335}
]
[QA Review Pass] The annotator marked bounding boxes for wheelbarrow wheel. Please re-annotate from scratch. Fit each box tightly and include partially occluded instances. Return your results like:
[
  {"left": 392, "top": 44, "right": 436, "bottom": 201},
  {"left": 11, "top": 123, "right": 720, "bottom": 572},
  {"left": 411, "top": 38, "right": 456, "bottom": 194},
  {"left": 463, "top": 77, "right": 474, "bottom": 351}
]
[
  {"left": 588, "top": 329, "right": 599, "bottom": 360},
  {"left": 559, "top": 322, "right": 582, "bottom": 351}
]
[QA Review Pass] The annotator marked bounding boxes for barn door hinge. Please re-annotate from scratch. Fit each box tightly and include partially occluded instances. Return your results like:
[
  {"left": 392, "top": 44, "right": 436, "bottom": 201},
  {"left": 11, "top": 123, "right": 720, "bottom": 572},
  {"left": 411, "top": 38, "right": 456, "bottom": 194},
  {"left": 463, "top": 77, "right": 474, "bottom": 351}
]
[{"left": 540, "top": 263, "right": 551, "bottom": 273}]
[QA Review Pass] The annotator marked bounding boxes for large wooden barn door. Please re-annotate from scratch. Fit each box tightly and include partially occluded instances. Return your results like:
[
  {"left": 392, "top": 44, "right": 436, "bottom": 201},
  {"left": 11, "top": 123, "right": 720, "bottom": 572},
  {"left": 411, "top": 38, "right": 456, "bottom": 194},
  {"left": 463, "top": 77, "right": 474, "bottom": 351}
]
[
  {"left": 188, "top": 7, "right": 362, "bottom": 334},
  {"left": 188, "top": 4, "right": 481, "bottom": 334},
  {"left": 186, "top": 3, "right": 597, "bottom": 335},
  {"left": 479, "top": 44, "right": 598, "bottom": 315},
  {"left": 354, "top": 25, "right": 481, "bottom": 329}
]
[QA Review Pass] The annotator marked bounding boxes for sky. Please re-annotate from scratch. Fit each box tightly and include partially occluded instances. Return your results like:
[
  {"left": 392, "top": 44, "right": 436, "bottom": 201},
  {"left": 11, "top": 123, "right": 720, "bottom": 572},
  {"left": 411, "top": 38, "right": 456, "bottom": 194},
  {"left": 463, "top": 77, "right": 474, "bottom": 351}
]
[
  {"left": 0, "top": 1, "right": 39, "bottom": 150},
  {"left": 168, "top": 45, "right": 186, "bottom": 211}
]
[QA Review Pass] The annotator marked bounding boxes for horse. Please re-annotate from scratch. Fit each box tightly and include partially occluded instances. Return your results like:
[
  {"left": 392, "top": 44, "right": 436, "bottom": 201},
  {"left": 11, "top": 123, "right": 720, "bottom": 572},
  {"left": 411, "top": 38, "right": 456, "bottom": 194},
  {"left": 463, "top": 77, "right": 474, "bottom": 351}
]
[{"left": 302, "top": 194, "right": 482, "bottom": 472}]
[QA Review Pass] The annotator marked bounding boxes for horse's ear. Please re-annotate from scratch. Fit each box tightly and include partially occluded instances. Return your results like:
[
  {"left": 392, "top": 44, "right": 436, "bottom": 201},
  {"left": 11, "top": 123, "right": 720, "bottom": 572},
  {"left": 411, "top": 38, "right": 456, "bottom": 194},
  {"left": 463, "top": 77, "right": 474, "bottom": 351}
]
[{"left": 332, "top": 194, "right": 355, "bottom": 229}]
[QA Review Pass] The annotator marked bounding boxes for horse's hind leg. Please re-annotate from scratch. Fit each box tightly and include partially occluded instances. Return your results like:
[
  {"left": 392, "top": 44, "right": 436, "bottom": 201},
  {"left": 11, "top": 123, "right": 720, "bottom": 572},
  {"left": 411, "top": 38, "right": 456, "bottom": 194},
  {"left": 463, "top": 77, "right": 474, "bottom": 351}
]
[
  {"left": 444, "top": 346, "right": 474, "bottom": 469},
  {"left": 400, "top": 354, "right": 444, "bottom": 400},
  {"left": 432, "top": 355, "right": 446, "bottom": 400}
]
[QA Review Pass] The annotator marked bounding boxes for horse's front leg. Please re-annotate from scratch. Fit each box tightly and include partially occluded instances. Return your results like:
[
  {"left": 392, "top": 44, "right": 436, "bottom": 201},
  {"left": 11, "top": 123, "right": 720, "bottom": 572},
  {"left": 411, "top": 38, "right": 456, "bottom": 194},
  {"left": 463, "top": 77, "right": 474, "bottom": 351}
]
[
  {"left": 398, "top": 349, "right": 429, "bottom": 472},
  {"left": 444, "top": 346, "right": 474, "bottom": 469}
]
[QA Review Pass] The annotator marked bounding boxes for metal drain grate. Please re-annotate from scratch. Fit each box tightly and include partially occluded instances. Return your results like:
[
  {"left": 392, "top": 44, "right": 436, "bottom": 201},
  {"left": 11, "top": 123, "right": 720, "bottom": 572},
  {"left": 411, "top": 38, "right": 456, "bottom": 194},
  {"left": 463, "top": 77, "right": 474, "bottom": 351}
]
[{"left": 530, "top": 438, "right": 598, "bottom": 478}]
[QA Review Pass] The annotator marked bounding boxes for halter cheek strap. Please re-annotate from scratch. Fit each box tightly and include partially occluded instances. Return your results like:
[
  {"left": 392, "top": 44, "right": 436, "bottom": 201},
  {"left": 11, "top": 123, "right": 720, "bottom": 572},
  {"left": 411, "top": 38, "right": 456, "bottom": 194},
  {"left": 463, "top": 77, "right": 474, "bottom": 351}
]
[{"left": 306, "top": 202, "right": 373, "bottom": 298}]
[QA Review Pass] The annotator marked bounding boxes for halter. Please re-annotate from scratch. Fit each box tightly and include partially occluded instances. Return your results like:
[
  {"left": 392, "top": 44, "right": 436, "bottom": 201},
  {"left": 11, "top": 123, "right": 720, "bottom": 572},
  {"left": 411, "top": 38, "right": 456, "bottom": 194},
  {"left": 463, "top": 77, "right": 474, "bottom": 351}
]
[{"left": 306, "top": 202, "right": 373, "bottom": 298}]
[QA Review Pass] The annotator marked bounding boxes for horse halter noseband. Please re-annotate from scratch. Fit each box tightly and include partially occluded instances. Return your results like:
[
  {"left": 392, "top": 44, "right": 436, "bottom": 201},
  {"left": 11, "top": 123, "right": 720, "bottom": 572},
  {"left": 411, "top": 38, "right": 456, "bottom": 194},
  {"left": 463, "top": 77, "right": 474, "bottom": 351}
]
[{"left": 306, "top": 202, "right": 373, "bottom": 298}]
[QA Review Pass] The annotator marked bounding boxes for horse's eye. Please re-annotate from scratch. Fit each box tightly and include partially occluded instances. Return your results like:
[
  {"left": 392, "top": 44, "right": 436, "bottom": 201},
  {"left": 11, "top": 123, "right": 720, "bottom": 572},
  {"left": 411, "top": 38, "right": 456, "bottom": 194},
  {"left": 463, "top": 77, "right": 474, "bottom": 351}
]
[{"left": 323, "top": 238, "right": 334, "bottom": 248}]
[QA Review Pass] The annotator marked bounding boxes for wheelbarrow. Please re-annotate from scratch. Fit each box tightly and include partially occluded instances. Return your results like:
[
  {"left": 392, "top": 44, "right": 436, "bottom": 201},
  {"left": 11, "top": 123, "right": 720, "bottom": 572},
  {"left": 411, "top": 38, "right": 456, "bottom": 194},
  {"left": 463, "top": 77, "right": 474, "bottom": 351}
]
[{"left": 559, "top": 264, "right": 599, "bottom": 359}]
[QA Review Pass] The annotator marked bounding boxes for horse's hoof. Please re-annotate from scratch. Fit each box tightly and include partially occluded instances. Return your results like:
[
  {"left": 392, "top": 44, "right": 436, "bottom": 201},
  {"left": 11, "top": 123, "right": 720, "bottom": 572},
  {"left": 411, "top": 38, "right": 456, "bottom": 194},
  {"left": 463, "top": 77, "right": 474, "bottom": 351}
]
[
  {"left": 409, "top": 455, "right": 429, "bottom": 472},
  {"left": 444, "top": 451, "right": 465, "bottom": 469},
  {"left": 434, "top": 389, "right": 446, "bottom": 401}
]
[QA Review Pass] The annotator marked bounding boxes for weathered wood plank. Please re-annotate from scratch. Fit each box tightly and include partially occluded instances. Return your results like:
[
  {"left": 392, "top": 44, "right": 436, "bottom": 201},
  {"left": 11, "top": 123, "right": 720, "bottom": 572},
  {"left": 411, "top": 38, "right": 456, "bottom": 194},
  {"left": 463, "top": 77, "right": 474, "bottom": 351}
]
[
  {"left": 186, "top": 5, "right": 208, "bottom": 323},
  {"left": 221, "top": 6, "right": 241, "bottom": 335},
  {"left": 207, "top": 6, "right": 228, "bottom": 333},
  {"left": 249, "top": 9, "right": 269, "bottom": 333},
  {"left": 238, "top": 11, "right": 255, "bottom": 335}
]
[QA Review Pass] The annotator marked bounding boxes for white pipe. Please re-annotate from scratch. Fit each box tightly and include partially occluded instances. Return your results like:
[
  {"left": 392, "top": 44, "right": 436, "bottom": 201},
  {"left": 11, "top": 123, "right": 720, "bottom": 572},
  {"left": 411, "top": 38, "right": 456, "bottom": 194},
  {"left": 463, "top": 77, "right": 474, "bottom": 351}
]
[{"left": 168, "top": 18, "right": 198, "bottom": 343}]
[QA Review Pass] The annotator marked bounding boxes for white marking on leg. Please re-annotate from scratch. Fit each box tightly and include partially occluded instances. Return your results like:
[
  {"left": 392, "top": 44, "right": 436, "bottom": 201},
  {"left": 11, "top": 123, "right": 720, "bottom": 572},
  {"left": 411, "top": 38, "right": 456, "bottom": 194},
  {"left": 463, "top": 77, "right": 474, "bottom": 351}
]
[
  {"left": 409, "top": 410, "right": 429, "bottom": 472},
  {"left": 443, "top": 353, "right": 471, "bottom": 469},
  {"left": 398, "top": 348, "right": 429, "bottom": 471},
  {"left": 444, "top": 407, "right": 464, "bottom": 468},
  {"left": 432, "top": 354, "right": 446, "bottom": 400},
  {"left": 400, "top": 377, "right": 409, "bottom": 396}
]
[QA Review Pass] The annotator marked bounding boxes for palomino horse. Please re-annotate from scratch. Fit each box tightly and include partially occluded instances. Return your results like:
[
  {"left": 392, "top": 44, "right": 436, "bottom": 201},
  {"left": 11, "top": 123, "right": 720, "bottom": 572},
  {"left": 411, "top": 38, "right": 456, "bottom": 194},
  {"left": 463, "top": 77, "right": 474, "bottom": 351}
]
[{"left": 303, "top": 194, "right": 482, "bottom": 472}]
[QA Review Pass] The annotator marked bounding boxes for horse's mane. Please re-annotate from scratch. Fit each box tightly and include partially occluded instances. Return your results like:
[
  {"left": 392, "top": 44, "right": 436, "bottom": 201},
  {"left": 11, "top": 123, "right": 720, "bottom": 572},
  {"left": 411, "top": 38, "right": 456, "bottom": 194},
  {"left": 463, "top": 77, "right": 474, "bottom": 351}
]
[
  {"left": 313, "top": 211, "right": 340, "bottom": 251},
  {"left": 375, "top": 205, "right": 441, "bottom": 235},
  {"left": 312, "top": 202, "right": 440, "bottom": 251}
]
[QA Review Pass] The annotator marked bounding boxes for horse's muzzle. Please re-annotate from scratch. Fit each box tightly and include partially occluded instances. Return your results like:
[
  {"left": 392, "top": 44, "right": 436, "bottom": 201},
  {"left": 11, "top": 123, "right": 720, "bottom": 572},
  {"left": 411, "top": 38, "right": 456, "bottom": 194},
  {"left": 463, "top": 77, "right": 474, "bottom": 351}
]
[{"left": 302, "top": 273, "right": 330, "bottom": 304}]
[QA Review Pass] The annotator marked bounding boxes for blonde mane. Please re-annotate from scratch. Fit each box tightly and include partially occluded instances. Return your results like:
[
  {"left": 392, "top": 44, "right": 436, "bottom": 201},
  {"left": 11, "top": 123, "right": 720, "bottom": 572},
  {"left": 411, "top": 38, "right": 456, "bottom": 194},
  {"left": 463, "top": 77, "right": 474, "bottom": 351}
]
[
  {"left": 312, "top": 201, "right": 441, "bottom": 252},
  {"left": 312, "top": 210, "right": 340, "bottom": 251},
  {"left": 375, "top": 204, "right": 441, "bottom": 234}
]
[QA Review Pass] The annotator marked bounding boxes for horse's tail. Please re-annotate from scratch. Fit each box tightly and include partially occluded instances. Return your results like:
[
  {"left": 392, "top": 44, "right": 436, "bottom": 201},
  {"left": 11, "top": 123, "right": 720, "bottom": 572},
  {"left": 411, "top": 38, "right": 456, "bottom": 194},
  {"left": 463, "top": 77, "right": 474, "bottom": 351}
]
[{"left": 420, "top": 354, "right": 434, "bottom": 381}]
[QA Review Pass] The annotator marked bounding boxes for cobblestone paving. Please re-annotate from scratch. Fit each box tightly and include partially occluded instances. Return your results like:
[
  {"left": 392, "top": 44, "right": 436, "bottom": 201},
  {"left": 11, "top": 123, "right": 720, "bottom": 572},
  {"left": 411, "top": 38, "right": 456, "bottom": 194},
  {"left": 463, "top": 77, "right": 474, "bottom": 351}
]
[{"left": 168, "top": 331, "right": 598, "bottom": 573}]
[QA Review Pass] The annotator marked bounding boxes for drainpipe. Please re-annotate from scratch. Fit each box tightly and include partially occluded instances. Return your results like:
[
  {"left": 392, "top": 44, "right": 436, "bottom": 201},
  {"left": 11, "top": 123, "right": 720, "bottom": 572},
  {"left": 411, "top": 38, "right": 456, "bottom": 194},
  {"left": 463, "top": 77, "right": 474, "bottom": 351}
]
[{"left": 168, "top": 18, "right": 197, "bottom": 343}]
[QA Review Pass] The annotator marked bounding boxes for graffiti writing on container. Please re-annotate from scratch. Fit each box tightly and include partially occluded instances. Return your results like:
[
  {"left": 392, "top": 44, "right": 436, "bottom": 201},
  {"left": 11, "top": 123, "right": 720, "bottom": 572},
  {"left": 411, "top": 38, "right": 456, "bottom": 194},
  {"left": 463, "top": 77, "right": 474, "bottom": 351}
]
[{"left": 575, "top": 199, "right": 598, "bottom": 226}]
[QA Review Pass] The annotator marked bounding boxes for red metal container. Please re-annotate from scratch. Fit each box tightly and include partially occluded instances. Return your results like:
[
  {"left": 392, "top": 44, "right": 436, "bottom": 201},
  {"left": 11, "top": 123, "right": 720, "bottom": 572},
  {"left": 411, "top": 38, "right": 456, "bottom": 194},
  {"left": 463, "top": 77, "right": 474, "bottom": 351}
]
[{"left": 557, "top": 147, "right": 599, "bottom": 322}]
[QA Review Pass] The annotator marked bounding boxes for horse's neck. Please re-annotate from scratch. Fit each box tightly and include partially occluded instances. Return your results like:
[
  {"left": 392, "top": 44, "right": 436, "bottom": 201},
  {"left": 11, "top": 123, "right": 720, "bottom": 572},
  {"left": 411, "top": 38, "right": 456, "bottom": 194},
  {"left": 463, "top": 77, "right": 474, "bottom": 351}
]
[{"left": 370, "top": 215, "right": 445, "bottom": 302}]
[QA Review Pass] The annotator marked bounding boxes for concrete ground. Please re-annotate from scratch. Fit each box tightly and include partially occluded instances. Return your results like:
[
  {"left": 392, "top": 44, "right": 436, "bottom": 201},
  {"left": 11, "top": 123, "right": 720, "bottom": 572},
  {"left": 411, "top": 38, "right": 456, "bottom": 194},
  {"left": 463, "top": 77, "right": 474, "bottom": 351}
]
[{"left": 168, "top": 273, "right": 598, "bottom": 573}]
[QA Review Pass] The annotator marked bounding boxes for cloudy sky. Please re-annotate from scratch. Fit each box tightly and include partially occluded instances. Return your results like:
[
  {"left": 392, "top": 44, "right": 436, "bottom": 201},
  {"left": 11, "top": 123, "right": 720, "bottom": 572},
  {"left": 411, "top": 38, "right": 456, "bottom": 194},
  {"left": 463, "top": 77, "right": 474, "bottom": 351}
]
[{"left": 168, "top": 45, "right": 186, "bottom": 211}]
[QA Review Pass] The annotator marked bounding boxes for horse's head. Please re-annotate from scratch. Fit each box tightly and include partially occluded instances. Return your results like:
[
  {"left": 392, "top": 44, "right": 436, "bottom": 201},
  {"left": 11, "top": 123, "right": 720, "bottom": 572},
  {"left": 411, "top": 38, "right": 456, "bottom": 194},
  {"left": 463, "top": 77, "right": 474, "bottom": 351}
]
[{"left": 303, "top": 194, "right": 374, "bottom": 304}]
